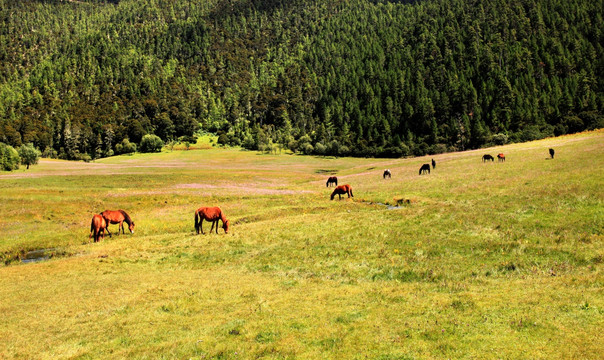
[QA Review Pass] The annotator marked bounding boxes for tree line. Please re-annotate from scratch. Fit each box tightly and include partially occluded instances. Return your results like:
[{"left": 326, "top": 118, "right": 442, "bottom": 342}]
[{"left": 0, "top": 0, "right": 602, "bottom": 162}]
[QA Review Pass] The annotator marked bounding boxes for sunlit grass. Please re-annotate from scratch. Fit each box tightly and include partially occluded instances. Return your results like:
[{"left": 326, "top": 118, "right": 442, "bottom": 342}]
[{"left": 0, "top": 130, "right": 603, "bottom": 359}]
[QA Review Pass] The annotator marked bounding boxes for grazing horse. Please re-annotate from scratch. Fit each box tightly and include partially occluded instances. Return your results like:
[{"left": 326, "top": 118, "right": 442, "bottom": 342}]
[
  {"left": 549, "top": 148, "right": 555, "bottom": 159},
  {"left": 482, "top": 154, "right": 494, "bottom": 162},
  {"left": 431, "top": 159, "right": 436, "bottom": 169},
  {"left": 497, "top": 153, "right": 505, "bottom": 162},
  {"left": 331, "top": 184, "right": 353, "bottom": 200},
  {"left": 89, "top": 214, "right": 107, "bottom": 243},
  {"left": 326, "top": 176, "right": 338, "bottom": 187},
  {"left": 195, "top": 207, "right": 230, "bottom": 234},
  {"left": 383, "top": 169, "right": 391, "bottom": 179},
  {"left": 419, "top": 163, "right": 430, "bottom": 175},
  {"left": 101, "top": 210, "right": 135, "bottom": 236}
]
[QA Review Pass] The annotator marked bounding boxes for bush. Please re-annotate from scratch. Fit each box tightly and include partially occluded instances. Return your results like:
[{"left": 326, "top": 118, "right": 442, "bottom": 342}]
[
  {"left": 427, "top": 143, "right": 448, "bottom": 155},
  {"left": 217, "top": 133, "right": 229, "bottom": 146},
  {"left": 314, "top": 142, "right": 326, "bottom": 155},
  {"left": 139, "top": 134, "right": 164, "bottom": 153},
  {"left": 302, "top": 143, "right": 314, "bottom": 155},
  {"left": 0, "top": 142, "right": 20, "bottom": 171},
  {"left": 42, "top": 146, "right": 58, "bottom": 159},
  {"left": 490, "top": 133, "right": 508, "bottom": 145},
  {"left": 18, "top": 143, "right": 41, "bottom": 169},
  {"left": 116, "top": 138, "right": 137, "bottom": 154}
]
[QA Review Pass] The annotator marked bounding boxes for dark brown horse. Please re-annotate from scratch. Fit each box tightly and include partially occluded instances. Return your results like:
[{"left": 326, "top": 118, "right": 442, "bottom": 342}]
[
  {"left": 326, "top": 176, "right": 338, "bottom": 187},
  {"left": 89, "top": 214, "right": 107, "bottom": 243},
  {"left": 383, "top": 169, "right": 391, "bottom": 179},
  {"left": 101, "top": 210, "right": 135, "bottom": 236},
  {"left": 419, "top": 164, "right": 430, "bottom": 175},
  {"left": 331, "top": 184, "right": 353, "bottom": 200},
  {"left": 497, "top": 153, "right": 505, "bottom": 162},
  {"left": 482, "top": 154, "right": 494, "bottom": 162},
  {"left": 549, "top": 148, "right": 555, "bottom": 159},
  {"left": 195, "top": 207, "right": 230, "bottom": 234},
  {"left": 431, "top": 159, "right": 436, "bottom": 169}
]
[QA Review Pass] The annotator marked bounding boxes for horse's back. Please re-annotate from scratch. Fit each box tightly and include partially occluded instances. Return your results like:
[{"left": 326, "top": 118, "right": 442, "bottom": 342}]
[
  {"left": 92, "top": 214, "right": 106, "bottom": 229},
  {"left": 197, "top": 206, "right": 222, "bottom": 220},
  {"left": 102, "top": 210, "right": 124, "bottom": 221}
]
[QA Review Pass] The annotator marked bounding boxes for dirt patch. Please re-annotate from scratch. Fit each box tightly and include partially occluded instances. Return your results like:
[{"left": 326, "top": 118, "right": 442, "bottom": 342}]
[{"left": 175, "top": 183, "right": 313, "bottom": 195}]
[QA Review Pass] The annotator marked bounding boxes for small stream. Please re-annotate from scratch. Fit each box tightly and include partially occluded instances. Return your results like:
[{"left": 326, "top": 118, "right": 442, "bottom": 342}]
[
  {"left": 21, "top": 248, "right": 56, "bottom": 264},
  {"left": 366, "top": 200, "right": 411, "bottom": 210}
]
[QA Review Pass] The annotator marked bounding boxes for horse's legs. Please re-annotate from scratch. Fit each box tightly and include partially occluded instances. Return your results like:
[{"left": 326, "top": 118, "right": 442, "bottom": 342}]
[
  {"left": 200, "top": 218, "right": 205, "bottom": 234},
  {"left": 105, "top": 223, "right": 112, "bottom": 237},
  {"left": 210, "top": 220, "right": 215, "bottom": 234}
]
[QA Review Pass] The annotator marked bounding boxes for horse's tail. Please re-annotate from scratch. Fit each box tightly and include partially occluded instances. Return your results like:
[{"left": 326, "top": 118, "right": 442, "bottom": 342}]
[
  {"left": 90, "top": 217, "right": 94, "bottom": 238},
  {"left": 350, "top": 187, "right": 354, "bottom": 197},
  {"left": 194, "top": 210, "right": 199, "bottom": 233}
]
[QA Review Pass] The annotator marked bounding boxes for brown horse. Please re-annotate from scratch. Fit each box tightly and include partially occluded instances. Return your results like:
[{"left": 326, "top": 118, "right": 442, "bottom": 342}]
[
  {"left": 101, "top": 210, "right": 135, "bottom": 236},
  {"left": 326, "top": 176, "right": 338, "bottom": 187},
  {"left": 195, "top": 207, "right": 230, "bottom": 234},
  {"left": 331, "top": 184, "right": 353, "bottom": 200},
  {"left": 549, "top": 148, "right": 555, "bottom": 159},
  {"left": 89, "top": 214, "right": 107, "bottom": 243},
  {"left": 497, "top": 153, "right": 505, "bottom": 162}
]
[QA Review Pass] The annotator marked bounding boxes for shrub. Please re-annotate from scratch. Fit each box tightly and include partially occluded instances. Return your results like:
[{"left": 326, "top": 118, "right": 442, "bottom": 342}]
[
  {"left": 42, "top": 146, "right": 58, "bottom": 159},
  {"left": 0, "top": 142, "right": 20, "bottom": 171},
  {"left": 18, "top": 143, "right": 41, "bottom": 169},
  {"left": 314, "top": 142, "right": 326, "bottom": 155},
  {"left": 302, "top": 143, "right": 314, "bottom": 155},
  {"left": 491, "top": 133, "right": 509, "bottom": 145},
  {"left": 116, "top": 139, "right": 137, "bottom": 154},
  {"left": 217, "top": 133, "right": 229, "bottom": 146},
  {"left": 139, "top": 134, "right": 164, "bottom": 153}
]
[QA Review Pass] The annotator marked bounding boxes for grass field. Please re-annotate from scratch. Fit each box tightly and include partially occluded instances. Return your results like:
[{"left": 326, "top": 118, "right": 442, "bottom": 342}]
[{"left": 0, "top": 130, "right": 602, "bottom": 359}]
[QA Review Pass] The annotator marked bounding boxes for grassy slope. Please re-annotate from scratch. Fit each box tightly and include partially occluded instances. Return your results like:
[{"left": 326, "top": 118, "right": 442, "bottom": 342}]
[{"left": 0, "top": 131, "right": 602, "bottom": 359}]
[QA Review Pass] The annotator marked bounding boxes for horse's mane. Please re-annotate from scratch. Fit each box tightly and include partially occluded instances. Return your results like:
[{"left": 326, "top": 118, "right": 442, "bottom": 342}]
[
  {"left": 219, "top": 209, "right": 228, "bottom": 223},
  {"left": 119, "top": 210, "right": 133, "bottom": 225}
]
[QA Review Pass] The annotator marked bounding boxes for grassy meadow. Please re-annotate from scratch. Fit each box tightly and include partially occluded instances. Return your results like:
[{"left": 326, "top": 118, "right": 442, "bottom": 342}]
[{"left": 0, "top": 131, "right": 603, "bottom": 359}]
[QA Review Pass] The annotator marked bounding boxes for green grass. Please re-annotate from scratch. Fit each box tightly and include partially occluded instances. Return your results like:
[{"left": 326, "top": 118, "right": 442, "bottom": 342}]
[{"left": 0, "top": 131, "right": 603, "bottom": 359}]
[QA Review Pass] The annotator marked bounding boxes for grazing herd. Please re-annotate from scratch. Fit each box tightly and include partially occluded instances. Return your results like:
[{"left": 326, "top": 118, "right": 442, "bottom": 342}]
[{"left": 88, "top": 148, "right": 555, "bottom": 242}]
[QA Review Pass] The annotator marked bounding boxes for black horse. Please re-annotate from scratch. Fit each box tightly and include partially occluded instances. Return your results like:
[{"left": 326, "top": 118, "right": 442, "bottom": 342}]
[
  {"left": 431, "top": 159, "right": 436, "bottom": 169},
  {"left": 419, "top": 164, "right": 431, "bottom": 175},
  {"left": 482, "top": 154, "right": 494, "bottom": 162},
  {"left": 549, "top": 148, "right": 555, "bottom": 159},
  {"left": 326, "top": 176, "right": 338, "bottom": 187},
  {"left": 383, "top": 169, "right": 391, "bottom": 179}
]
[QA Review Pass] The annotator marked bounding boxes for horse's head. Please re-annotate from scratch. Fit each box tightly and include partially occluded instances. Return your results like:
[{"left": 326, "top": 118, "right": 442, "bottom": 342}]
[
  {"left": 129, "top": 222, "right": 135, "bottom": 234},
  {"left": 223, "top": 219, "right": 230, "bottom": 234}
]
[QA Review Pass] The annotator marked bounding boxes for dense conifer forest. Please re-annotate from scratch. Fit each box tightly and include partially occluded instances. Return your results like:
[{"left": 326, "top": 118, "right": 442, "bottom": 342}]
[{"left": 1, "top": 0, "right": 602, "bottom": 159}]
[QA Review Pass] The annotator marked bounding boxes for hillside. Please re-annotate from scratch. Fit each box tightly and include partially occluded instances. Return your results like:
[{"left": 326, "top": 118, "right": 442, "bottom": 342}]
[
  {"left": 0, "top": 0, "right": 602, "bottom": 159},
  {"left": 1, "top": 130, "right": 602, "bottom": 358}
]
